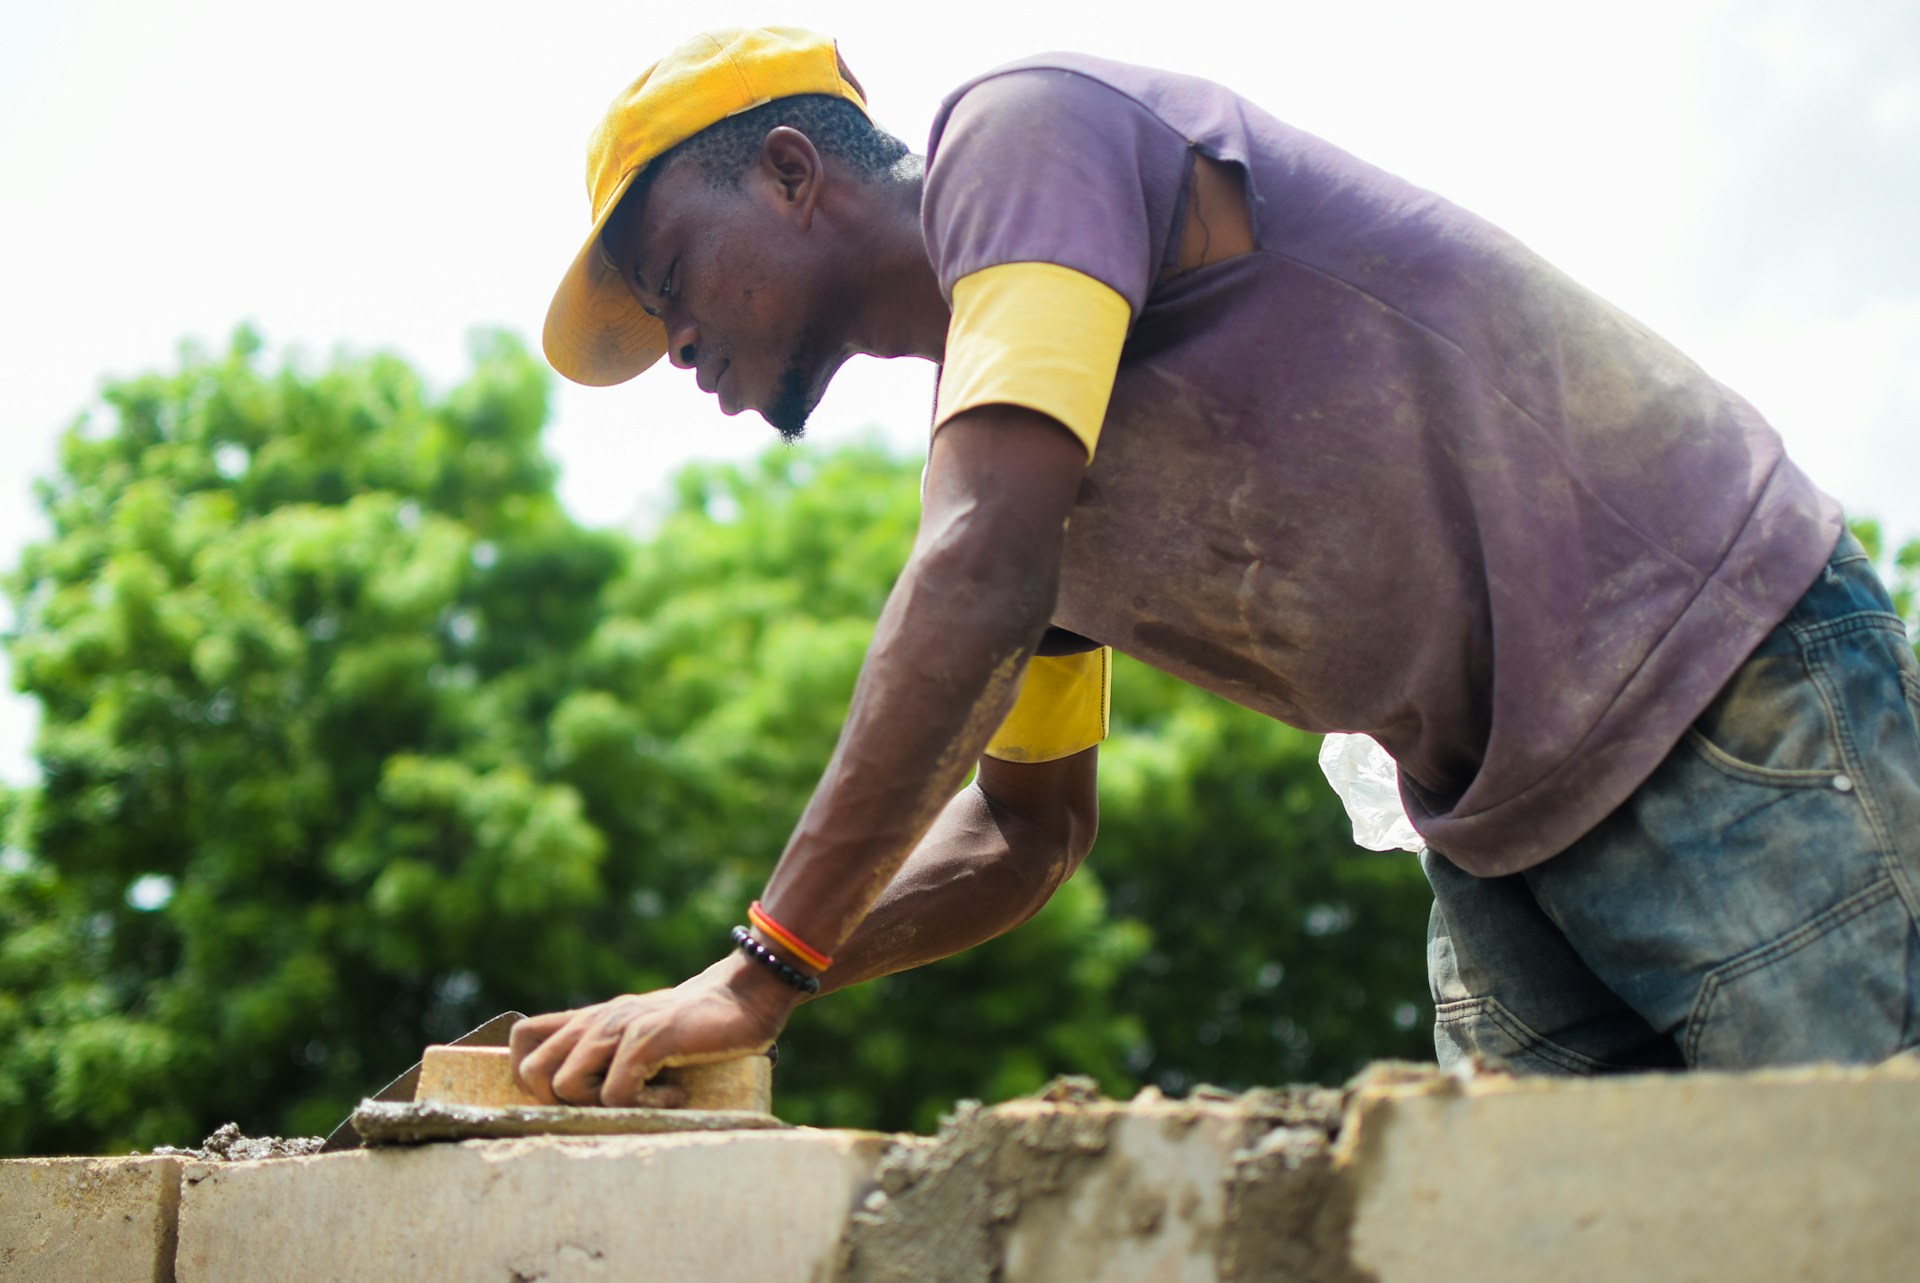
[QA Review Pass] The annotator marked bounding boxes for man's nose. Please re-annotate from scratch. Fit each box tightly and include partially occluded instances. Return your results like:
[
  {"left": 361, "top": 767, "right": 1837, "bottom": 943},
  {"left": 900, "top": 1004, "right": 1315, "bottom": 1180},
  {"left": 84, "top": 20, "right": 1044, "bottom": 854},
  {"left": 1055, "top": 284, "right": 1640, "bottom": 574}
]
[{"left": 665, "top": 317, "right": 698, "bottom": 370}]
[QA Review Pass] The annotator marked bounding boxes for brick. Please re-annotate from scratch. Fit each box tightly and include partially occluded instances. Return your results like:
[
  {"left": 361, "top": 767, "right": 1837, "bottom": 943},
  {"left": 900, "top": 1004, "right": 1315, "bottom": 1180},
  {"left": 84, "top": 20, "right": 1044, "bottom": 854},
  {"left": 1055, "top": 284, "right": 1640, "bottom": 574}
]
[
  {"left": 0, "top": 1155, "right": 182, "bottom": 1283},
  {"left": 174, "top": 1130, "right": 886, "bottom": 1282},
  {"left": 1344, "top": 1060, "right": 1920, "bottom": 1283},
  {"left": 414, "top": 1044, "right": 773, "bottom": 1112}
]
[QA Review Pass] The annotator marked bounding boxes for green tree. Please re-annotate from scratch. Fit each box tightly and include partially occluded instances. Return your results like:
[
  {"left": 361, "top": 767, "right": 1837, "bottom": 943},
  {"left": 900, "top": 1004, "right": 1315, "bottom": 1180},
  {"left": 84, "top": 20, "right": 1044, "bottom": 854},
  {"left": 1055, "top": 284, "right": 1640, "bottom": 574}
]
[
  {"left": 1850, "top": 516, "right": 1920, "bottom": 651},
  {"left": 1096, "top": 664, "right": 1434, "bottom": 1090},
  {"left": 0, "top": 330, "right": 627, "bottom": 1152}
]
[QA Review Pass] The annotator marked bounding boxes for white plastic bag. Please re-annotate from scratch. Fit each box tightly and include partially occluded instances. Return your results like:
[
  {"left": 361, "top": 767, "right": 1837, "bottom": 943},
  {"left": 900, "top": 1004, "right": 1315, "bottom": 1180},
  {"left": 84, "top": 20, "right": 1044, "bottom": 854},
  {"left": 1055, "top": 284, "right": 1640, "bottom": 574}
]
[{"left": 1317, "top": 733, "right": 1423, "bottom": 852}]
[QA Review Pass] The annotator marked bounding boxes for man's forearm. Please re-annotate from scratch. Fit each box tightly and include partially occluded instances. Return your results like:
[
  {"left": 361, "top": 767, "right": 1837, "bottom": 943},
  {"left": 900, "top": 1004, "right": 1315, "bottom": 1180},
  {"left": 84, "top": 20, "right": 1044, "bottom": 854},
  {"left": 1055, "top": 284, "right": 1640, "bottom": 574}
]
[
  {"left": 757, "top": 542, "right": 1050, "bottom": 953},
  {"left": 755, "top": 406, "right": 1090, "bottom": 963},
  {"left": 815, "top": 750, "right": 1098, "bottom": 994}
]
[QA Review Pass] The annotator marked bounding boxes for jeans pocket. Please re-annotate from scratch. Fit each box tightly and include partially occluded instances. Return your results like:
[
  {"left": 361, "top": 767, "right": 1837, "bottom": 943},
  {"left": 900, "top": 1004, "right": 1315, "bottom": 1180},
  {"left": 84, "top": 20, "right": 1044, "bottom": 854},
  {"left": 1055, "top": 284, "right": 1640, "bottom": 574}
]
[
  {"left": 1683, "top": 878, "right": 1916, "bottom": 1068},
  {"left": 1683, "top": 728, "right": 1842, "bottom": 788},
  {"left": 1433, "top": 996, "right": 1612, "bottom": 1075},
  {"left": 1685, "top": 629, "right": 1845, "bottom": 785}
]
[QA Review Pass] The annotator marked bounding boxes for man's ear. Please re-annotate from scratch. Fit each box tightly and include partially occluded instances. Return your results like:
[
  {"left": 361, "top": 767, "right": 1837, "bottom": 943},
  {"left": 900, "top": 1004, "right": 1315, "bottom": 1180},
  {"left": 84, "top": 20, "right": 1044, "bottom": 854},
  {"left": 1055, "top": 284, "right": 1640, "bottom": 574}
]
[{"left": 758, "top": 126, "right": 822, "bottom": 225}]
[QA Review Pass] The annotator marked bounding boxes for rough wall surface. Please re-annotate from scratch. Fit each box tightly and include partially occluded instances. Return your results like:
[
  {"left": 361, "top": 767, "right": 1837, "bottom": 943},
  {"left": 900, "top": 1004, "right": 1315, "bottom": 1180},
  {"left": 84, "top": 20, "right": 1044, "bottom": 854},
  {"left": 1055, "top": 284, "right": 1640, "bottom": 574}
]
[
  {"left": 838, "top": 1078, "right": 1350, "bottom": 1283},
  {"left": 0, "top": 1155, "right": 181, "bottom": 1283},
  {"left": 1344, "top": 1062, "right": 1920, "bottom": 1283},
  {"left": 841, "top": 1061, "right": 1920, "bottom": 1283},
  {"left": 173, "top": 1130, "right": 887, "bottom": 1283},
  {"left": 6, "top": 1061, "right": 1918, "bottom": 1283}
]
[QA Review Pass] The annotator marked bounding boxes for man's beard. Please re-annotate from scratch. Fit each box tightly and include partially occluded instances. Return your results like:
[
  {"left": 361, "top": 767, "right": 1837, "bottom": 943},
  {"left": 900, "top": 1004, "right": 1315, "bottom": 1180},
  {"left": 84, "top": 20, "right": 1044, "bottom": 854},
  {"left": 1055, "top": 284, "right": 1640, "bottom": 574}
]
[{"left": 765, "top": 358, "right": 812, "bottom": 444}]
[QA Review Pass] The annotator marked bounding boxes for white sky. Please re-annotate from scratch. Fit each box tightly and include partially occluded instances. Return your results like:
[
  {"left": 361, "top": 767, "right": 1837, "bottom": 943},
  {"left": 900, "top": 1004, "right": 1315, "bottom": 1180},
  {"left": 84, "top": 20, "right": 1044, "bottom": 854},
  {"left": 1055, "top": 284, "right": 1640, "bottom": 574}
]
[{"left": 2, "top": 0, "right": 1916, "bottom": 784}]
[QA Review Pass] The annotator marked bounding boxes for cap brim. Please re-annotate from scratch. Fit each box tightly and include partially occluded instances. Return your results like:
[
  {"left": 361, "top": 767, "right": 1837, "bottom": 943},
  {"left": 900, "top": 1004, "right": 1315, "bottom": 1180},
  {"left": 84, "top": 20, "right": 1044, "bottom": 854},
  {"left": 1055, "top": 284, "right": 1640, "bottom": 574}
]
[{"left": 543, "top": 168, "right": 669, "bottom": 387}]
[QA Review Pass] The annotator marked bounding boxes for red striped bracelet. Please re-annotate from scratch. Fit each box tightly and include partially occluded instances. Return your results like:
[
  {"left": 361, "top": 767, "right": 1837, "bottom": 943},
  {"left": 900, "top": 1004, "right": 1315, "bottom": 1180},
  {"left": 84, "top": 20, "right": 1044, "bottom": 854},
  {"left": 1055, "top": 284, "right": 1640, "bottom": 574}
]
[{"left": 748, "top": 900, "right": 833, "bottom": 971}]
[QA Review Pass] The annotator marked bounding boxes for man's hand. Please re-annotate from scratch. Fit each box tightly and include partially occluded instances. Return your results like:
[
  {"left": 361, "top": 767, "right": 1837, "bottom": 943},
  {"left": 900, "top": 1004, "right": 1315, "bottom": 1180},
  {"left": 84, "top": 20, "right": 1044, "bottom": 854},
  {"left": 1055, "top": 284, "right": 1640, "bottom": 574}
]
[{"left": 509, "top": 952, "right": 804, "bottom": 1107}]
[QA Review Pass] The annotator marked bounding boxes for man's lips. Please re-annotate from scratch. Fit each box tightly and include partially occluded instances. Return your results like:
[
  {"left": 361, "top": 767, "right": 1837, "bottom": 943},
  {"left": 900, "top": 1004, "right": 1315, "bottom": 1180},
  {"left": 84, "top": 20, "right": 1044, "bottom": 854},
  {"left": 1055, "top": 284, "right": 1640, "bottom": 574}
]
[{"left": 715, "top": 363, "right": 742, "bottom": 416}]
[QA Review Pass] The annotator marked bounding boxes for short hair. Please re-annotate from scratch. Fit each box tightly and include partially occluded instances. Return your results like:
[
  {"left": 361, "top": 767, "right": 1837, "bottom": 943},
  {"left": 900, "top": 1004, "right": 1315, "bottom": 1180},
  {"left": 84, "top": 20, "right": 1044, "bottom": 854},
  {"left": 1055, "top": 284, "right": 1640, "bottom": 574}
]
[
  {"left": 603, "top": 95, "right": 917, "bottom": 253},
  {"left": 672, "top": 94, "right": 915, "bottom": 187}
]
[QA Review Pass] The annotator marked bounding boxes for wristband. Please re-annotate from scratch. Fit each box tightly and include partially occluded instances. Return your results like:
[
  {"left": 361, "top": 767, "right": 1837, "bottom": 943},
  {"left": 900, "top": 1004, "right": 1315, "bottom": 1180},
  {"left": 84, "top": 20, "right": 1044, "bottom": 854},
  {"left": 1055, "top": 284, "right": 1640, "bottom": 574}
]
[
  {"left": 748, "top": 901, "right": 833, "bottom": 971},
  {"left": 731, "top": 925, "right": 822, "bottom": 995}
]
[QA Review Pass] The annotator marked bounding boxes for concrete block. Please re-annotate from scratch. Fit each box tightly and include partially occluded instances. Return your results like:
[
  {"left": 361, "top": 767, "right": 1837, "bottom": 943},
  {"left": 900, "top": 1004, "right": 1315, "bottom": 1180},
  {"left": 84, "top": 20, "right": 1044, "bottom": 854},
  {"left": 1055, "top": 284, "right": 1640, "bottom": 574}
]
[
  {"left": 840, "top": 1085, "right": 1343, "bottom": 1283},
  {"left": 1344, "top": 1060, "right": 1920, "bottom": 1283},
  {"left": 1001, "top": 1101, "right": 1252, "bottom": 1283},
  {"left": 0, "top": 1155, "right": 182, "bottom": 1283},
  {"left": 175, "top": 1129, "right": 888, "bottom": 1282}
]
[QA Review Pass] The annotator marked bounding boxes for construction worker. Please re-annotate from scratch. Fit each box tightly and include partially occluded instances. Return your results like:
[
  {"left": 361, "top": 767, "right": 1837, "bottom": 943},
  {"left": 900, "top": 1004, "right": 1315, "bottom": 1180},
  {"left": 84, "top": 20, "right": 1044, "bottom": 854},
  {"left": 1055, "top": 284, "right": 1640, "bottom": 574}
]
[{"left": 512, "top": 28, "right": 1920, "bottom": 1105}]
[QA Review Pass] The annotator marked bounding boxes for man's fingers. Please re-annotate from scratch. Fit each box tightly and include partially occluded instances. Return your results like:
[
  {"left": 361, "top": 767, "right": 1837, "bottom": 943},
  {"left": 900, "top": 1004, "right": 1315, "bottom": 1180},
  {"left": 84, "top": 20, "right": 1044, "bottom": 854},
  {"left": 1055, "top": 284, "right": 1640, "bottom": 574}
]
[
  {"left": 513, "top": 1009, "right": 593, "bottom": 1105},
  {"left": 507, "top": 972, "right": 785, "bottom": 1111},
  {"left": 551, "top": 1010, "right": 628, "bottom": 1105},
  {"left": 600, "top": 1018, "right": 666, "bottom": 1106},
  {"left": 509, "top": 1011, "right": 572, "bottom": 1059}
]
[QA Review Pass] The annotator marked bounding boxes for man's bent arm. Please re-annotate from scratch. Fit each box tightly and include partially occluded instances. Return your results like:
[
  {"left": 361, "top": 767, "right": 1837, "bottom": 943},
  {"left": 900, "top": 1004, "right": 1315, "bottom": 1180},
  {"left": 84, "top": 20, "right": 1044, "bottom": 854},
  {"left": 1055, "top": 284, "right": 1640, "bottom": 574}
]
[
  {"left": 513, "top": 403, "right": 1090, "bottom": 1103},
  {"left": 817, "top": 748, "right": 1099, "bottom": 994},
  {"left": 758, "top": 404, "right": 1089, "bottom": 952}
]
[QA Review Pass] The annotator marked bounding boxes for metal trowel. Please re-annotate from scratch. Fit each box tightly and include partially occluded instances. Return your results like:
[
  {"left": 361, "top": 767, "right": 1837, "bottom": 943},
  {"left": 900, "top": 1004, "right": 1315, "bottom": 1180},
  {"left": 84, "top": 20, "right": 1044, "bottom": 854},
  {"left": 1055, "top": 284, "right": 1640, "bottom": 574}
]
[{"left": 321, "top": 1011, "right": 527, "bottom": 1151}]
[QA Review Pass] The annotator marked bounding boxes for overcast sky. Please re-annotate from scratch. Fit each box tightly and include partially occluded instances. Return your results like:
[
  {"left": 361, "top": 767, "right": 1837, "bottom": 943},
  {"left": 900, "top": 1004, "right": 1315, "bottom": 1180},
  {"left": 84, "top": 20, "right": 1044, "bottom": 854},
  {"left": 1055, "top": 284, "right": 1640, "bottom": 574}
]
[{"left": 2, "top": 0, "right": 1915, "bottom": 784}]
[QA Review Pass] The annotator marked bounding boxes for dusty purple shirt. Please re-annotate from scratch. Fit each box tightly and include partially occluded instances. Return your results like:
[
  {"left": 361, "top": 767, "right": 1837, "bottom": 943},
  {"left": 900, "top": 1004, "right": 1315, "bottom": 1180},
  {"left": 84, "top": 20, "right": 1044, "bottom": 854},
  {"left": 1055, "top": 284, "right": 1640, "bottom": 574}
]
[{"left": 923, "top": 55, "right": 1843, "bottom": 875}]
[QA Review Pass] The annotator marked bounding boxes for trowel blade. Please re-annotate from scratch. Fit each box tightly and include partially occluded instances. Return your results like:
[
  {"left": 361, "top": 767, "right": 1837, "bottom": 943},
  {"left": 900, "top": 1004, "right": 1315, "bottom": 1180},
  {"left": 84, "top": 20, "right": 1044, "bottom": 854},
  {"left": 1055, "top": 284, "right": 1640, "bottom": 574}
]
[{"left": 320, "top": 1010, "right": 526, "bottom": 1152}]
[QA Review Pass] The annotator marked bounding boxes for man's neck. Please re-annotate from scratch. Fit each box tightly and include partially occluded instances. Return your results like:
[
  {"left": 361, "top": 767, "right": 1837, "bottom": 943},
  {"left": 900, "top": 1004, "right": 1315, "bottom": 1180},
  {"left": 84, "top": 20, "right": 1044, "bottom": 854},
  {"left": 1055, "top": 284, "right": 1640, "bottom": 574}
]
[{"left": 828, "top": 173, "right": 949, "bottom": 365}]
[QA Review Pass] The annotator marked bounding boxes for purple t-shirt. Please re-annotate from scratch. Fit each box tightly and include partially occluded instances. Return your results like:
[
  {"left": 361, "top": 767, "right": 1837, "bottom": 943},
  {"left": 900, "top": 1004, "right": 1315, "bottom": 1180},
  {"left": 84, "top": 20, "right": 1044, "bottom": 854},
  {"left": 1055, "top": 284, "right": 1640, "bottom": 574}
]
[{"left": 922, "top": 55, "right": 1843, "bottom": 876}]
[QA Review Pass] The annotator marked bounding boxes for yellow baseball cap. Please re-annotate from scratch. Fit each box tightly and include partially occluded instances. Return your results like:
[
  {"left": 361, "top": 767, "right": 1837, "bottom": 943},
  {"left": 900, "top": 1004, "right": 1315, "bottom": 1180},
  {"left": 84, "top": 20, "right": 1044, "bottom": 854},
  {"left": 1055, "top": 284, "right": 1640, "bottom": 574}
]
[{"left": 543, "top": 28, "right": 870, "bottom": 387}]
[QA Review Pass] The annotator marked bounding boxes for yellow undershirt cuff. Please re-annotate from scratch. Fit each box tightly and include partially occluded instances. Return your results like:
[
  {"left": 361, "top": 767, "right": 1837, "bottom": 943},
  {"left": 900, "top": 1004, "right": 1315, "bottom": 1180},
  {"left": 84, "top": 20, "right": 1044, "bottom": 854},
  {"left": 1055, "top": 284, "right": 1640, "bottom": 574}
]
[
  {"left": 985, "top": 647, "right": 1112, "bottom": 763},
  {"left": 935, "top": 262, "right": 1131, "bottom": 459}
]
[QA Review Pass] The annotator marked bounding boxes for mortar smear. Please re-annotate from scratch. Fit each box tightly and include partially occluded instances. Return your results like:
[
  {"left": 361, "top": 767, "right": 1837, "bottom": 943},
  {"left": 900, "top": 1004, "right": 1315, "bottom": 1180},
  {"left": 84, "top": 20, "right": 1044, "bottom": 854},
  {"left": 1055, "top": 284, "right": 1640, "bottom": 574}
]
[
  {"left": 834, "top": 1074, "right": 1365, "bottom": 1283},
  {"left": 834, "top": 1078, "right": 1117, "bottom": 1283},
  {"left": 831, "top": 1067, "right": 1481, "bottom": 1283},
  {"left": 148, "top": 1121, "right": 325, "bottom": 1162}
]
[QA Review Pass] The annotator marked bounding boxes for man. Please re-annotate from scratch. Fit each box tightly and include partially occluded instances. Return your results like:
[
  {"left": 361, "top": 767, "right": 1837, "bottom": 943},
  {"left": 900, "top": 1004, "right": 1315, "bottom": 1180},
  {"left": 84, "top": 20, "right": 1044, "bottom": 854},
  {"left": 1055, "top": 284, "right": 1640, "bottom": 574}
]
[{"left": 512, "top": 27, "right": 1920, "bottom": 1105}]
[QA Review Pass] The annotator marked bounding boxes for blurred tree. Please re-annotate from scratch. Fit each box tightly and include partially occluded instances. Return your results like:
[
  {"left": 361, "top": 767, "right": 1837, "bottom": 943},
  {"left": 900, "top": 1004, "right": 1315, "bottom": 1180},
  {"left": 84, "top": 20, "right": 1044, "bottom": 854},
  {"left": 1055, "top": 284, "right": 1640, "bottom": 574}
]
[
  {"left": 0, "top": 330, "right": 1434, "bottom": 1154},
  {"left": 1095, "top": 663, "right": 1434, "bottom": 1092},
  {"left": 1850, "top": 516, "right": 1920, "bottom": 652},
  {"left": 0, "top": 330, "right": 627, "bottom": 1152}
]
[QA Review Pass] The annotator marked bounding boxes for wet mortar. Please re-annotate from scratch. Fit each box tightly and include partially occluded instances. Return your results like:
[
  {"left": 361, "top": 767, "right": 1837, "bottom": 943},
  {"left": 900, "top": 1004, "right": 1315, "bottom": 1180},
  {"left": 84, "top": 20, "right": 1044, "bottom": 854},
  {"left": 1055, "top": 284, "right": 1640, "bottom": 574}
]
[{"left": 148, "top": 1122, "right": 325, "bottom": 1162}]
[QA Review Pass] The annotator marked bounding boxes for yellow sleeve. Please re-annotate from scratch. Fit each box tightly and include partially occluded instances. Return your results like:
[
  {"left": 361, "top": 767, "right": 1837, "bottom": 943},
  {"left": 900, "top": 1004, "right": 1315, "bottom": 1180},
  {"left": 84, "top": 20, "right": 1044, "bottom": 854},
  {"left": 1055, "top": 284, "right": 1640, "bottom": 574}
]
[
  {"left": 985, "top": 647, "right": 1112, "bottom": 763},
  {"left": 934, "top": 262, "right": 1131, "bottom": 460}
]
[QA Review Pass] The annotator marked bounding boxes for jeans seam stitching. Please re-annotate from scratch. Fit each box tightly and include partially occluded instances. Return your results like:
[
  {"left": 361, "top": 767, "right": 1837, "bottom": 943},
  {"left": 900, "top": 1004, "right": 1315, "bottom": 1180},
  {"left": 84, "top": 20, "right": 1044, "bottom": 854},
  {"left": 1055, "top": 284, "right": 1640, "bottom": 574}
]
[
  {"left": 1681, "top": 727, "right": 1840, "bottom": 787},
  {"left": 1806, "top": 617, "right": 1914, "bottom": 912},
  {"left": 1684, "top": 877, "right": 1901, "bottom": 1064},
  {"left": 1786, "top": 609, "right": 1908, "bottom": 648},
  {"left": 1439, "top": 995, "right": 1610, "bottom": 1073}
]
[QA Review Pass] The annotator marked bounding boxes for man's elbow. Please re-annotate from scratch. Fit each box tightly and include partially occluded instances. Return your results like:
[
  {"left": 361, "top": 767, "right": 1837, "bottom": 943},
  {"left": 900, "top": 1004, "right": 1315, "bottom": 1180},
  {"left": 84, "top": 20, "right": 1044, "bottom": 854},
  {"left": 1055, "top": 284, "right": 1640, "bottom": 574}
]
[
  {"left": 977, "top": 749, "right": 1100, "bottom": 917},
  {"left": 1016, "top": 802, "right": 1096, "bottom": 927},
  {"left": 1056, "top": 787, "right": 1098, "bottom": 884}
]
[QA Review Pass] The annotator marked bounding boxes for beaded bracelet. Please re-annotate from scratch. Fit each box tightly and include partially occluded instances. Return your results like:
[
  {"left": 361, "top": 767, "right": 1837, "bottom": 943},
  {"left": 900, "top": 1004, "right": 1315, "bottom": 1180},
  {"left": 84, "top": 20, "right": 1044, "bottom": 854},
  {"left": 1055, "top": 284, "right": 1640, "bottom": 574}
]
[
  {"left": 748, "top": 900, "right": 833, "bottom": 971},
  {"left": 731, "top": 925, "right": 822, "bottom": 995}
]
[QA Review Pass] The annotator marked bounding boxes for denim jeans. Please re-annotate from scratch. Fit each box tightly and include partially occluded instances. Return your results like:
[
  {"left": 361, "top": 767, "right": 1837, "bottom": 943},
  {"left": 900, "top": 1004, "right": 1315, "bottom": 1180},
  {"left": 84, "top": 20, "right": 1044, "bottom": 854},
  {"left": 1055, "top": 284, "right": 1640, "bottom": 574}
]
[{"left": 1426, "top": 530, "right": 1920, "bottom": 1072}]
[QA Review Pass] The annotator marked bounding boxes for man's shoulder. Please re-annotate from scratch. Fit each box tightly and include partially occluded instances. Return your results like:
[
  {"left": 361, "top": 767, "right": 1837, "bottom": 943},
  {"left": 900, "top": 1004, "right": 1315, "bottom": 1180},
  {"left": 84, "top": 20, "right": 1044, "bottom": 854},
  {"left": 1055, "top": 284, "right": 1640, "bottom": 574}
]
[
  {"left": 928, "top": 53, "right": 1180, "bottom": 157},
  {"left": 940, "top": 50, "right": 1144, "bottom": 103}
]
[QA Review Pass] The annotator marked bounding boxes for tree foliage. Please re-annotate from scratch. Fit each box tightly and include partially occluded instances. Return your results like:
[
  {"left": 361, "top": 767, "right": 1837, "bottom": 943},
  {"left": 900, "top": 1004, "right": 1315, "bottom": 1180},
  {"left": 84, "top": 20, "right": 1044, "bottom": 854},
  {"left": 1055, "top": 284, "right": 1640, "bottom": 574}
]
[
  {"left": 2, "top": 330, "right": 626, "bottom": 1152},
  {"left": 0, "top": 331, "right": 1473, "bottom": 1154},
  {"left": 1850, "top": 516, "right": 1920, "bottom": 652}
]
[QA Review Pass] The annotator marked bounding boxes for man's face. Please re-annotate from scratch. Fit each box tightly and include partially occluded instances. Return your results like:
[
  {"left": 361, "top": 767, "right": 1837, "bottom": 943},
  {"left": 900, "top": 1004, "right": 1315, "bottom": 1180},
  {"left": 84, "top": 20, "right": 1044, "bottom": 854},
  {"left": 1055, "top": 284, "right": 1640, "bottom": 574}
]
[{"left": 605, "top": 151, "right": 836, "bottom": 441}]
